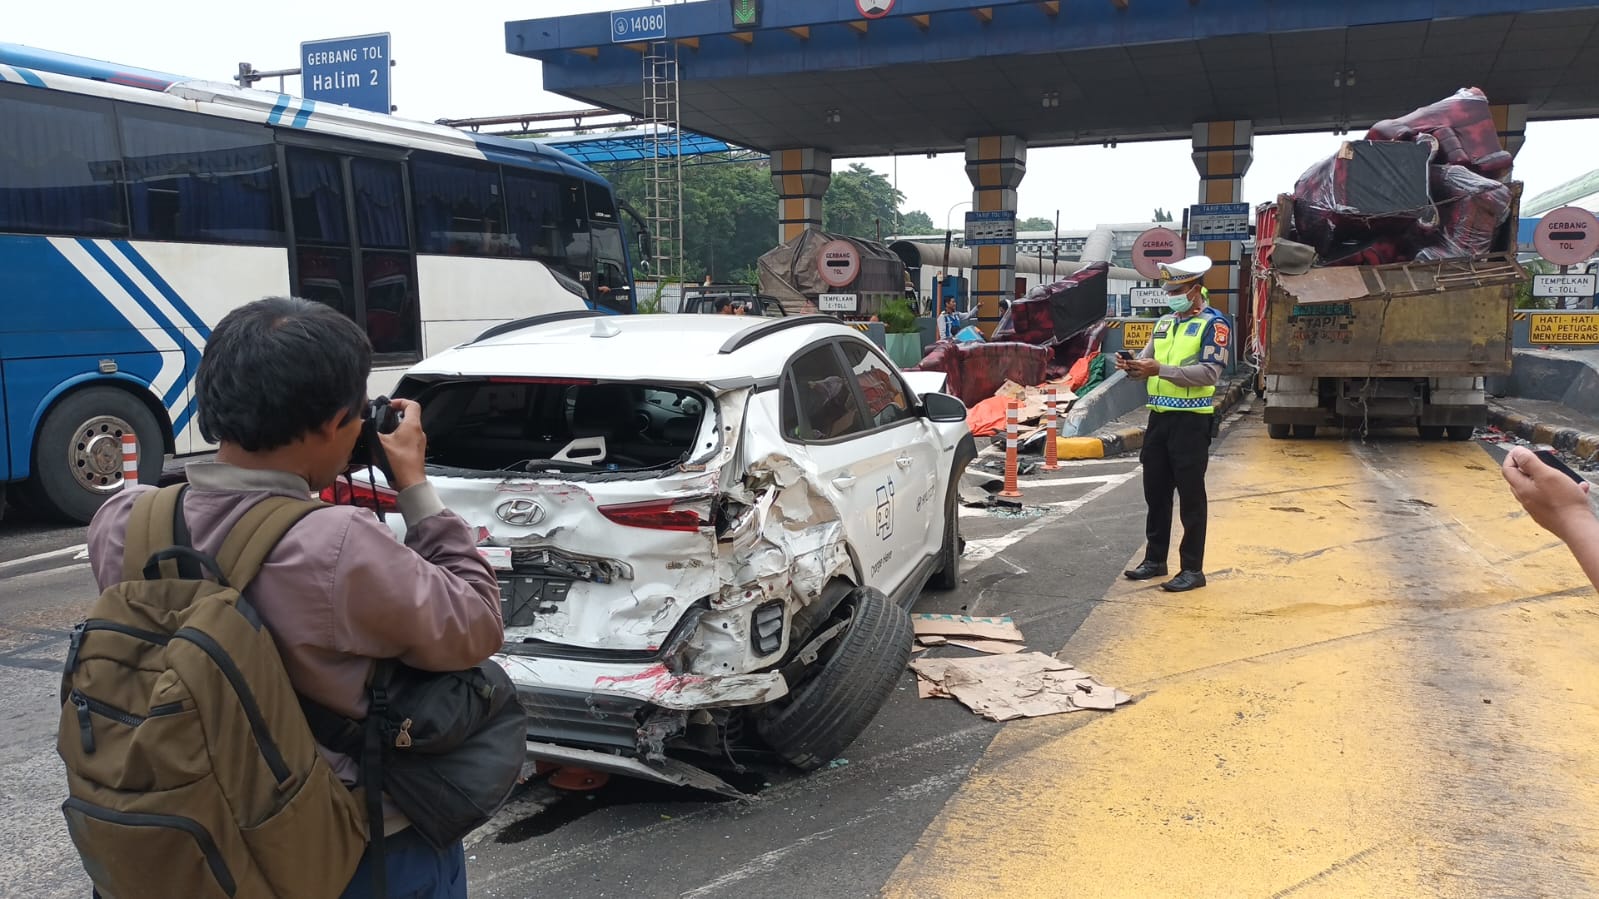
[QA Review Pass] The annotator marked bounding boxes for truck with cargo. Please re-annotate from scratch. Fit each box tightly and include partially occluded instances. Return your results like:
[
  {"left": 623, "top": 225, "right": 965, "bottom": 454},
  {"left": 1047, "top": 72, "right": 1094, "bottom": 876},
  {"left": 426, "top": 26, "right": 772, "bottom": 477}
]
[{"left": 1254, "top": 191, "right": 1525, "bottom": 440}]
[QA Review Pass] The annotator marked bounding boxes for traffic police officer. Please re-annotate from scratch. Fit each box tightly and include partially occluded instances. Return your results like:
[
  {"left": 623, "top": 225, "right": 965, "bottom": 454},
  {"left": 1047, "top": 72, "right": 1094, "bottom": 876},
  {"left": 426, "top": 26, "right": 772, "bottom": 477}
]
[{"left": 1114, "top": 255, "right": 1229, "bottom": 592}]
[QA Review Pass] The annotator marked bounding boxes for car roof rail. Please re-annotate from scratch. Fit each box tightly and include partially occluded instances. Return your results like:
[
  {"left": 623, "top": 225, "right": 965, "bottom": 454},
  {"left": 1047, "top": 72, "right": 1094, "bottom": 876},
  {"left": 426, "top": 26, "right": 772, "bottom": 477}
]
[
  {"left": 469, "top": 309, "right": 607, "bottom": 344},
  {"left": 717, "top": 314, "right": 839, "bottom": 354}
]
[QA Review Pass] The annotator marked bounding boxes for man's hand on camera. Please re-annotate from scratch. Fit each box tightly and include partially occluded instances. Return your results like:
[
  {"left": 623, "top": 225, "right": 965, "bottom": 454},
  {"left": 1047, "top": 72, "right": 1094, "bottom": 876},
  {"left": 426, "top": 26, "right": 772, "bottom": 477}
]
[{"left": 377, "top": 399, "right": 428, "bottom": 491}]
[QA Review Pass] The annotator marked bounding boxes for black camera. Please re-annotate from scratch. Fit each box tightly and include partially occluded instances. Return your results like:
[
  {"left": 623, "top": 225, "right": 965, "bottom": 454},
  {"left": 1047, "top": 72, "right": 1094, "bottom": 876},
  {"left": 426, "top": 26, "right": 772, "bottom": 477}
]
[{"left": 349, "top": 396, "right": 401, "bottom": 480}]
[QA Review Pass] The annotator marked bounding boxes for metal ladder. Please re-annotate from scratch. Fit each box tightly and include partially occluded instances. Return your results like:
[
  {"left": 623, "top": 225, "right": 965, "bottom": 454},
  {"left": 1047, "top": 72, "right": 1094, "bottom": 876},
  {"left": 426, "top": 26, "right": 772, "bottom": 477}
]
[{"left": 642, "top": 3, "right": 685, "bottom": 287}]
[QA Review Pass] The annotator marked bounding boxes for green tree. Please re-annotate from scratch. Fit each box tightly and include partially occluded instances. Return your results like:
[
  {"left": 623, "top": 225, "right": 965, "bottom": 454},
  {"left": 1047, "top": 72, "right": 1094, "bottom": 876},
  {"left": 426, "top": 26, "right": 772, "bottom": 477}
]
[
  {"left": 1018, "top": 216, "right": 1055, "bottom": 232},
  {"left": 899, "top": 210, "right": 935, "bottom": 234},
  {"left": 823, "top": 163, "right": 903, "bottom": 240},
  {"left": 599, "top": 156, "right": 777, "bottom": 282},
  {"left": 1153, "top": 207, "right": 1174, "bottom": 222}
]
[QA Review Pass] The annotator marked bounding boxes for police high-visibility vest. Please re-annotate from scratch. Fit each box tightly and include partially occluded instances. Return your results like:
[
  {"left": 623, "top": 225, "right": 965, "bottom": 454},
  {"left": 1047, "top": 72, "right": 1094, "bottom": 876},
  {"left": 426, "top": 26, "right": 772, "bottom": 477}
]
[{"left": 1146, "top": 312, "right": 1217, "bottom": 414}]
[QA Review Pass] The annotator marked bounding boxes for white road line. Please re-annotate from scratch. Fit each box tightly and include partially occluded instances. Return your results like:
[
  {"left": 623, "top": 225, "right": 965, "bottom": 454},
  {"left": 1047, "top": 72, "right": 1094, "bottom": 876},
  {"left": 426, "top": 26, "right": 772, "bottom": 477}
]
[
  {"left": 0, "top": 544, "right": 89, "bottom": 574},
  {"left": 1017, "top": 474, "right": 1119, "bottom": 488},
  {"left": 963, "top": 470, "right": 1139, "bottom": 564}
]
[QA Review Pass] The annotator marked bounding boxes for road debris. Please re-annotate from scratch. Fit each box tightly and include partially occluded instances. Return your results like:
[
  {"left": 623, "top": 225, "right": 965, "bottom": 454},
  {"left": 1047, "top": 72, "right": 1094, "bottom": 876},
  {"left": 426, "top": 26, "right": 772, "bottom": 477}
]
[
  {"left": 910, "top": 652, "right": 1132, "bottom": 721},
  {"left": 911, "top": 614, "right": 1025, "bottom": 643}
]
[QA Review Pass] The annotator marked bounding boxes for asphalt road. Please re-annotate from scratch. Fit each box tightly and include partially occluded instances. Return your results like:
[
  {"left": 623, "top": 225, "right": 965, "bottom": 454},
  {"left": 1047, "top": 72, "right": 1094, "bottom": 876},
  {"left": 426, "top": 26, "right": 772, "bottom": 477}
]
[{"left": 0, "top": 438, "right": 1149, "bottom": 899}]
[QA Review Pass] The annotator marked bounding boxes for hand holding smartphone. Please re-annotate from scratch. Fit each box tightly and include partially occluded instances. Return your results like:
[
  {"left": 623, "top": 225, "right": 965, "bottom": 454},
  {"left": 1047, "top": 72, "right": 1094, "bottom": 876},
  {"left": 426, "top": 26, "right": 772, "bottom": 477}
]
[{"left": 1533, "top": 447, "right": 1586, "bottom": 485}]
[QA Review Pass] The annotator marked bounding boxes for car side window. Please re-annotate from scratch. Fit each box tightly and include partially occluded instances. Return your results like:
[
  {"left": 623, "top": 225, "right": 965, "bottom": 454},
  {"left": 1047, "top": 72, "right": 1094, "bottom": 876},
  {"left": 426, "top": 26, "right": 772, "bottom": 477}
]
[
  {"left": 841, "top": 342, "right": 911, "bottom": 428},
  {"left": 782, "top": 345, "right": 867, "bottom": 442}
]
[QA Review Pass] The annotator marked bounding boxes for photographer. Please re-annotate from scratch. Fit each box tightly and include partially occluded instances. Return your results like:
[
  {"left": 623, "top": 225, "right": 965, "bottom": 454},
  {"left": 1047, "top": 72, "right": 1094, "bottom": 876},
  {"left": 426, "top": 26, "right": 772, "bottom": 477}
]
[{"left": 85, "top": 297, "right": 503, "bottom": 898}]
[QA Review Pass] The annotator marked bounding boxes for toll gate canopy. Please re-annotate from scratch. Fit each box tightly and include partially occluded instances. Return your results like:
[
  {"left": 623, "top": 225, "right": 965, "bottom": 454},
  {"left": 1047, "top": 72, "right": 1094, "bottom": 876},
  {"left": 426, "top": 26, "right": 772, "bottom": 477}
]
[{"left": 507, "top": 0, "right": 1599, "bottom": 156}]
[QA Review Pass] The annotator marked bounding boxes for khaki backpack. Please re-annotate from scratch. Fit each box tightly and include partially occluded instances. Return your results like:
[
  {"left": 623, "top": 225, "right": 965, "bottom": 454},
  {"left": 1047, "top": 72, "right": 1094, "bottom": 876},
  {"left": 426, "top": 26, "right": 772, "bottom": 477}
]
[{"left": 58, "top": 485, "right": 367, "bottom": 899}]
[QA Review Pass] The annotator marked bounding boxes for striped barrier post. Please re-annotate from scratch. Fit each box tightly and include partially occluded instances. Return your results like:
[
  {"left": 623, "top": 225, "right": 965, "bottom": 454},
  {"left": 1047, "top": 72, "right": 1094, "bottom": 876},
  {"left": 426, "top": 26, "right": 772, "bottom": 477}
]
[
  {"left": 121, "top": 433, "right": 138, "bottom": 488},
  {"left": 1042, "top": 387, "right": 1060, "bottom": 471},
  {"left": 1000, "top": 400, "right": 1023, "bottom": 499}
]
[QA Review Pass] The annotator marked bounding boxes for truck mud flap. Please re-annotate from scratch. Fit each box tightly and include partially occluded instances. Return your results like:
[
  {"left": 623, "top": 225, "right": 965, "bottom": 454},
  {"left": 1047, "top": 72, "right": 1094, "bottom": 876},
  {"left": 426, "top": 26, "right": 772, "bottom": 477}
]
[{"left": 524, "top": 740, "right": 751, "bottom": 801}]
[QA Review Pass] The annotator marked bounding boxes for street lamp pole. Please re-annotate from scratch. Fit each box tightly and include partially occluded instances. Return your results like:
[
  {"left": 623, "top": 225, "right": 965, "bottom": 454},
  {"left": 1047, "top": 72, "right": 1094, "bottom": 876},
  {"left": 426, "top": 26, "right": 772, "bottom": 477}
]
[{"left": 943, "top": 200, "right": 971, "bottom": 277}]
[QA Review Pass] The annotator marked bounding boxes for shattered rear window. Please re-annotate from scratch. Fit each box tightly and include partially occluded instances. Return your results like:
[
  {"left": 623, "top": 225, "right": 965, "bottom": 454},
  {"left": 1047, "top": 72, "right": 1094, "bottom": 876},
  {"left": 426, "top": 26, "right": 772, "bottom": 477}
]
[{"left": 410, "top": 378, "right": 710, "bottom": 473}]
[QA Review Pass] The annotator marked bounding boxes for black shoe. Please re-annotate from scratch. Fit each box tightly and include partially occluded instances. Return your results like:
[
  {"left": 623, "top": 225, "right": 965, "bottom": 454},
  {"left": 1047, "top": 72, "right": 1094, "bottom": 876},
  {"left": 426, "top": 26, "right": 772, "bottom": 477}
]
[
  {"left": 1161, "top": 570, "right": 1207, "bottom": 592},
  {"left": 1124, "top": 561, "right": 1168, "bottom": 581}
]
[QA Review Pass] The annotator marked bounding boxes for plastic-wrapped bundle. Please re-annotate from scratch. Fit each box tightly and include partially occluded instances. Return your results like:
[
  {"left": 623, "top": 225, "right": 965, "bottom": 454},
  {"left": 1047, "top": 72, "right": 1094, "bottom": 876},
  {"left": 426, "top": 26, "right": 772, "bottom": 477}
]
[
  {"left": 1410, "top": 164, "right": 1513, "bottom": 263},
  {"left": 1291, "top": 140, "right": 1436, "bottom": 256},
  {"left": 911, "top": 340, "right": 1050, "bottom": 407},
  {"left": 992, "top": 262, "right": 1109, "bottom": 345},
  {"left": 1367, "top": 87, "right": 1514, "bottom": 180}
]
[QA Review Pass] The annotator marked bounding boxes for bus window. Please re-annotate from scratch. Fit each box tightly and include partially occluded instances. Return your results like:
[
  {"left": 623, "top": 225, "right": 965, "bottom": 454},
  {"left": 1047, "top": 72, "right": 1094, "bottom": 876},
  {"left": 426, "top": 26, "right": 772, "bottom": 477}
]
[
  {"left": 593, "top": 223, "right": 631, "bottom": 313},
  {"left": 0, "top": 85, "right": 126, "bottom": 237},
  {"left": 411, "top": 154, "right": 508, "bottom": 256},
  {"left": 119, "top": 108, "right": 281, "bottom": 245}
]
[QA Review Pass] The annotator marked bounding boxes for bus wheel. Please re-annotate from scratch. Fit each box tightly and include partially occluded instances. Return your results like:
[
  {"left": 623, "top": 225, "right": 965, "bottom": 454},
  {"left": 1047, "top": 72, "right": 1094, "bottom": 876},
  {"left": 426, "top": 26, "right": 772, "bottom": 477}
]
[{"left": 27, "top": 388, "right": 163, "bottom": 524}]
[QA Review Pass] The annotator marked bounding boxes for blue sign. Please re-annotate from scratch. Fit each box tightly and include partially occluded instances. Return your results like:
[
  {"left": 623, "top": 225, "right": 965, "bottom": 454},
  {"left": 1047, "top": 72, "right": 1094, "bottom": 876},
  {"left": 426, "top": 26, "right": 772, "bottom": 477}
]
[
  {"left": 1187, "top": 202, "right": 1250, "bottom": 242},
  {"left": 964, "top": 210, "right": 1017, "bottom": 247},
  {"left": 611, "top": 7, "right": 668, "bottom": 43},
  {"left": 300, "top": 33, "right": 391, "bottom": 114}
]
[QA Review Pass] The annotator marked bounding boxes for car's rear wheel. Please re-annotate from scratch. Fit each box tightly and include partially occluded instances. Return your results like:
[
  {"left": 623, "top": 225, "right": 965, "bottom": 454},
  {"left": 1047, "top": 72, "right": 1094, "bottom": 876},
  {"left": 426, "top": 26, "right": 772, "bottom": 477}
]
[
  {"left": 929, "top": 479, "right": 961, "bottom": 591},
  {"left": 756, "top": 587, "right": 913, "bottom": 771}
]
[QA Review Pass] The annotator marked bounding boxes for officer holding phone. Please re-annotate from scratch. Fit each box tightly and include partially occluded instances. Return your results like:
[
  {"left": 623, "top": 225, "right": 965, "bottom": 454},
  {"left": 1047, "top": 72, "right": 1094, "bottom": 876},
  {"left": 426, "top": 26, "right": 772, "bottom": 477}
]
[{"left": 1115, "top": 256, "right": 1229, "bottom": 592}]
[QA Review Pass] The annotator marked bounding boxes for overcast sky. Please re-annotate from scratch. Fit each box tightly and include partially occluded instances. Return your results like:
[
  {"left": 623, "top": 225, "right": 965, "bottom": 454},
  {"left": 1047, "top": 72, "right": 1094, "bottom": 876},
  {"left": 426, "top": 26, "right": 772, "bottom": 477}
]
[{"left": 11, "top": 0, "right": 1598, "bottom": 232}]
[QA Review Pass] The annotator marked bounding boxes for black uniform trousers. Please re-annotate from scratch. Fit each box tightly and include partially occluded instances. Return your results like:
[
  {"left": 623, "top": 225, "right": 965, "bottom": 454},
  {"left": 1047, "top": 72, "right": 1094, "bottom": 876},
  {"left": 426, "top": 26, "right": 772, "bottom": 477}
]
[{"left": 1139, "top": 409, "right": 1213, "bottom": 572}]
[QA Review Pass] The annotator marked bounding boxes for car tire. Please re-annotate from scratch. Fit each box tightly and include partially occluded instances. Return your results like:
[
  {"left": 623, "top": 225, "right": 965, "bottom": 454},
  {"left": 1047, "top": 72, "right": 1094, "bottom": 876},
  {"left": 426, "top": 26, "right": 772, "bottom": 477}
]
[
  {"left": 756, "top": 587, "right": 914, "bottom": 772},
  {"left": 26, "top": 387, "right": 163, "bottom": 524},
  {"left": 929, "top": 479, "right": 961, "bottom": 591},
  {"left": 1267, "top": 423, "right": 1291, "bottom": 440}
]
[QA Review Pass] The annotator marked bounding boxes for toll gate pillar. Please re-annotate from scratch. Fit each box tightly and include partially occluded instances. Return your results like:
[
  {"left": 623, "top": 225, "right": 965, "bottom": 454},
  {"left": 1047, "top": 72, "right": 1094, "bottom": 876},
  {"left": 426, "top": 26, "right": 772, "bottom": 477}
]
[
  {"left": 1492, "top": 103, "right": 1527, "bottom": 157},
  {"left": 965, "top": 135, "right": 1027, "bottom": 336},
  {"left": 1190, "top": 120, "right": 1253, "bottom": 318},
  {"left": 771, "top": 148, "right": 832, "bottom": 244}
]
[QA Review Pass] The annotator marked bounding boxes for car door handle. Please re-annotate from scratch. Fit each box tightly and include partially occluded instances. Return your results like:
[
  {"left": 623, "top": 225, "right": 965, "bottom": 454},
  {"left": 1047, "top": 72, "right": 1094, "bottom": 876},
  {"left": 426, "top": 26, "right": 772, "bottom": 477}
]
[
  {"left": 895, "top": 455, "right": 914, "bottom": 469},
  {"left": 831, "top": 475, "right": 856, "bottom": 489}
]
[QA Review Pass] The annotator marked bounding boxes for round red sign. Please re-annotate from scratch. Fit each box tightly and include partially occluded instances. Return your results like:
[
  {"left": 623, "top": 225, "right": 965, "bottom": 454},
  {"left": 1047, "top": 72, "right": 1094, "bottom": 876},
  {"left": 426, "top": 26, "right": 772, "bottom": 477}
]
[
  {"left": 856, "top": 0, "right": 895, "bottom": 19},
  {"left": 1534, "top": 206, "right": 1599, "bottom": 267},
  {"left": 817, "top": 239, "right": 861, "bottom": 288},
  {"left": 1131, "top": 227, "right": 1184, "bottom": 280}
]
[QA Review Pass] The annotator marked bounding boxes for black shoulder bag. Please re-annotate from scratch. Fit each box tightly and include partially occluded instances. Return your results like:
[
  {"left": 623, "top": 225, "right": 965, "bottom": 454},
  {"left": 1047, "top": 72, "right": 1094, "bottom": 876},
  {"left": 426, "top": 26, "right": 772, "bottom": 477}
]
[{"left": 303, "top": 659, "right": 527, "bottom": 896}]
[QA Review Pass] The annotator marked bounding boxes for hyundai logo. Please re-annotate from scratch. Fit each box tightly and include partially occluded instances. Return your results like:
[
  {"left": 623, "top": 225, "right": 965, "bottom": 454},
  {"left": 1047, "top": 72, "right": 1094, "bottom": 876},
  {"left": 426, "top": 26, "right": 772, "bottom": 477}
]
[{"left": 494, "top": 498, "right": 546, "bottom": 527}]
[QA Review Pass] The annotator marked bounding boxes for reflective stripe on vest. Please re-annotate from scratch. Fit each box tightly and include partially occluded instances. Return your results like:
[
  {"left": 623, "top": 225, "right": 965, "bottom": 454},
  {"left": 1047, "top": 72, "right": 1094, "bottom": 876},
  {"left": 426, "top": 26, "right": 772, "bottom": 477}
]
[{"left": 1146, "top": 313, "right": 1216, "bottom": 414}]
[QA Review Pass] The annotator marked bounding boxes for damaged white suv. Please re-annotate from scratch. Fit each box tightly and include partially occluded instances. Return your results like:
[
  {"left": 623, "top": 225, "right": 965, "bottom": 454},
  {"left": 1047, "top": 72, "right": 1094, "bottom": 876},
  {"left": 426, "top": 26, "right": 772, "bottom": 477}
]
[{"left": 362, "top": 311, "right": 975, "bottom": 792}]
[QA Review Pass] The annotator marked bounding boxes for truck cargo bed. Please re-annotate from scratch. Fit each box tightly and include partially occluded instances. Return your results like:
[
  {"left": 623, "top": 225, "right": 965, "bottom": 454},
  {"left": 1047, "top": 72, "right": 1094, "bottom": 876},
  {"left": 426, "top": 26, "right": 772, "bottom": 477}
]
[{"left": 1263, "top": 254, "right": 1521, "bottom": 379}]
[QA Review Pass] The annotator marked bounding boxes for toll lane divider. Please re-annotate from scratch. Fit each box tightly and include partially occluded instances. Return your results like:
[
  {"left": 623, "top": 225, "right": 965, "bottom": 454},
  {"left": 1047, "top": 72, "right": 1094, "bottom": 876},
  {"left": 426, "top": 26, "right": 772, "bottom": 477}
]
[
  {"left": 1078, "top": 379, "right": 1248, "bottom": 459},
  {"left": 1487, "top": 400, "right": 1599, "bottom": 461}
]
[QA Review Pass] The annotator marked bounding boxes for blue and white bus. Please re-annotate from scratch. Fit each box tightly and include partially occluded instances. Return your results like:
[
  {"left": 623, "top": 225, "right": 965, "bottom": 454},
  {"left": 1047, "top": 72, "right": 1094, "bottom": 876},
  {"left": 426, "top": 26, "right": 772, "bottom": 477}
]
[{"left": 0, "top": 45, "right": 641, "bottom": 523}]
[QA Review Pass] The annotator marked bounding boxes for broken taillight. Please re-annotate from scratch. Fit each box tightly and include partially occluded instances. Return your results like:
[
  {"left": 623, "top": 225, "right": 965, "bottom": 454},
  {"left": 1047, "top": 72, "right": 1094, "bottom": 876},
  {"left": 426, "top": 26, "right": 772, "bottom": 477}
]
[
  {"left": 320, "top": 479, "right": 400, "bottom": 513},
  {"left": 598, "top": 496, "right": 711, "bottom": 532}
]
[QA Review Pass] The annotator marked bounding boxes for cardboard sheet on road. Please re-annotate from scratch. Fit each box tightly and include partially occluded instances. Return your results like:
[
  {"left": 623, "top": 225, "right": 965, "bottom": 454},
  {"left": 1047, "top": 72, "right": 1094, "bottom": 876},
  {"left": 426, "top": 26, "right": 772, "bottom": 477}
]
[
  {"left": 910, "top": 652, "right": 1132, "bottom": 721},
  {"left": 911, "top": 614, "right": 1025, "bottom": 643}
]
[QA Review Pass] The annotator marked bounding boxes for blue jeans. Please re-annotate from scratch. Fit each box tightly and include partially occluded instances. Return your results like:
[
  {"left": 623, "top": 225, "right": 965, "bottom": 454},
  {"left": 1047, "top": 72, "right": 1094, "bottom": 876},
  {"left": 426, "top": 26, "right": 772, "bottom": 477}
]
[{"left": 339, "top": 827, "right": 466, "bottom": 899}]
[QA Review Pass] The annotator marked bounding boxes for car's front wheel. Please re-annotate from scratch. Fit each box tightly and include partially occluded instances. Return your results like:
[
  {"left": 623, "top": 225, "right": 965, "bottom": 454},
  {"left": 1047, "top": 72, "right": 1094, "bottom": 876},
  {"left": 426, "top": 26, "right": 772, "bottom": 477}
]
[{"left": 756, "top": 587, "right": 913, "bottom": 771}]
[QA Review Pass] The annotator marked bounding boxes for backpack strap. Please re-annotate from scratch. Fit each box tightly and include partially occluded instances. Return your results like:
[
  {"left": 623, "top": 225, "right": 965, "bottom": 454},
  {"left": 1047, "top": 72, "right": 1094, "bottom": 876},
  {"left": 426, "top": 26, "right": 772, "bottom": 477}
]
[
  {"left": 210, "top": 495, "right": 326, "bottom": 596},
  {"left": 121, "top": 485, "right": 188, "bottom": 583}
]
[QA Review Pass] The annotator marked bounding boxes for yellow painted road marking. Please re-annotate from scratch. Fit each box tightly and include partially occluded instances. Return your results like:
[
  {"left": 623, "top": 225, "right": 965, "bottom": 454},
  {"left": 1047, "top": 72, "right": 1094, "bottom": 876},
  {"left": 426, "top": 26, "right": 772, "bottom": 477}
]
[{"left": 884, "top": 420, "right": 1599, "bottom": 897}]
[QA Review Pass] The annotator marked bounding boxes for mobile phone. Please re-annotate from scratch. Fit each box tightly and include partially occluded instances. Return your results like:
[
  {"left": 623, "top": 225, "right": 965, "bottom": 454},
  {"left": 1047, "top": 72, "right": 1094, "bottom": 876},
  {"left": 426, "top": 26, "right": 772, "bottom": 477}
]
[
  {"left": 1116, "top": 350, "right": 1134, "bottom": 361},
  {"left": 1533, "top": 447, "right": 1585, "bottom": 485}
]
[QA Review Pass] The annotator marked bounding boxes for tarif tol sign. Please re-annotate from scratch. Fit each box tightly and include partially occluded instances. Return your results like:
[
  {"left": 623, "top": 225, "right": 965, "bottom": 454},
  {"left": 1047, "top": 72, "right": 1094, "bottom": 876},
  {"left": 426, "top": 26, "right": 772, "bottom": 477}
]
[{"left": 300, "top": 33, "right": 391, "bottom": 114}]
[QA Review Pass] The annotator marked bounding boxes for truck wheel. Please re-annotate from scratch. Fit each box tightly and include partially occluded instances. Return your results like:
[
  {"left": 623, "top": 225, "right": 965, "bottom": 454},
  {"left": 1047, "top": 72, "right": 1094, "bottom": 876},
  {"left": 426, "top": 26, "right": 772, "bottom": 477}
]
[
  {"left": 1267, "top": 423, "right": 1291, "bottom": 440},
  {"left": 756, "top": 587, "right": 913, "bottom": 772},
  {"left": 1445, "top": 425, "right": 1475, "bottom": 442},
  {"left": 1292, "top": 425, "right": 1318, "bottom": 439},
  {"left": 929, "top": 480, "right": 961, "bottom": 591},
  {"left": 26, "top": 387, "right": 163, "bottom": 524},
  {"left": 1418, "top": 425, "right": 1445, "bottom": 441}
]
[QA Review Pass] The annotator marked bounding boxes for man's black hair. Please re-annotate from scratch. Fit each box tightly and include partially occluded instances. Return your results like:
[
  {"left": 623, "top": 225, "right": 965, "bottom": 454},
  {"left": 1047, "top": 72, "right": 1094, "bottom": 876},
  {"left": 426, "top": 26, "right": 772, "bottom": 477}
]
[{"left": 196, "top": 297, "right": 372, "bottom": 452}]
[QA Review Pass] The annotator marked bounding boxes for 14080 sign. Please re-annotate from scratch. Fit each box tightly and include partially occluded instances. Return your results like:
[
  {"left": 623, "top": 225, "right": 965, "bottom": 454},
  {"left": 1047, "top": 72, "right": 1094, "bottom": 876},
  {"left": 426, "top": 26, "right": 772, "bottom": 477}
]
[{"left": 611, "top": 7, "right": 668, "bottom": 42}]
